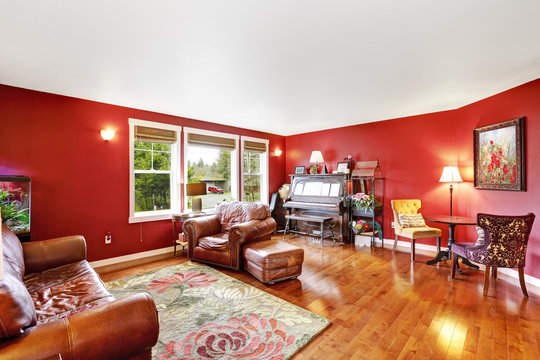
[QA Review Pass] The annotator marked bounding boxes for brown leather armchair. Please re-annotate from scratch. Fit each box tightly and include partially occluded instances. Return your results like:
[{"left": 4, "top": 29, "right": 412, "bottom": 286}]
[
  {"left": 183, "top": 201, "right": 277, "bottom": 270},
  {"left": 0, "top": 223, "right": 159, "bottom": 360}
]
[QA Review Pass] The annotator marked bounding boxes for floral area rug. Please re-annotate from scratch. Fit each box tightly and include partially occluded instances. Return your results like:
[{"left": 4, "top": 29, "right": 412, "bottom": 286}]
[{"left": 106, "top": 261, "right": 330, "bottom": 359}]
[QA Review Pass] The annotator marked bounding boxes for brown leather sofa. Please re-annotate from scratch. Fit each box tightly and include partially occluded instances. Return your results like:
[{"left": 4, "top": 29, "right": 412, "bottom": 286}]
[
  {"left": 183, "top": 201, "right": 277, "bottom": 270},
  {"left": 0, "top": 224, "right": 159, "bottom": 360}
]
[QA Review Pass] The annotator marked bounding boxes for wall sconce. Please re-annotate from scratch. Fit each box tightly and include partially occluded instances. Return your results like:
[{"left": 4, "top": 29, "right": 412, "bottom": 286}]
[
  {"left": 274, "top": 149, "right": 282, "bottom": 157},
  {"left": 100, "top": 129, "right": 115, "bottom": 141}
]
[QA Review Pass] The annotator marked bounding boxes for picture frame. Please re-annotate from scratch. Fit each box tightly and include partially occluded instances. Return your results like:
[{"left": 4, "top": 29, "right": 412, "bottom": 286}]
[
  {"left": 336, "top": 162, "right": 349, "bottom": 174},
  {"left": 294, "top": 166, "right": 306, "bottom": 174},
  {"left": 473, "top": 117, "right": 525, "bottom": 191}
]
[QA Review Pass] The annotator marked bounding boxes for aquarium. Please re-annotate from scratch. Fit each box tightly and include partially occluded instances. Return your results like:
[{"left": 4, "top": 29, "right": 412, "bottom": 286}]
[{"left": 0, "top": 175, "right": 31, "bottom": 242}]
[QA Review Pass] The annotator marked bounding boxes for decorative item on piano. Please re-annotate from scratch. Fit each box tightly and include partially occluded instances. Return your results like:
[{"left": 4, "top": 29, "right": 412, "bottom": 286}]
[
  {"left": 336, "top": 162, "right": 350, "bottom": 174},
  {"left": 309, "top": 151, "right": 324, "bottom": 174}
]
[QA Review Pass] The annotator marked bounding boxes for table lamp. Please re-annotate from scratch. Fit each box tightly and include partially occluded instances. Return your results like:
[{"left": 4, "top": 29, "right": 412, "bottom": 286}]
[
  {"left": 309, "top": 150, "right": 324, "bottom": 174},
  {"left": 439, "top": 166, "right": 462, "bottom": 217},
  {"left": 186, "top": 183, "right": 207, "bottom": 214}
]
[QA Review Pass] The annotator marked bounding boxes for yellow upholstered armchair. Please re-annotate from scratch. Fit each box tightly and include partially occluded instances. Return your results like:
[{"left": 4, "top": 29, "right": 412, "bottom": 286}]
[{"left": 391, "top": 199, "right": 441, "bottom": 262}]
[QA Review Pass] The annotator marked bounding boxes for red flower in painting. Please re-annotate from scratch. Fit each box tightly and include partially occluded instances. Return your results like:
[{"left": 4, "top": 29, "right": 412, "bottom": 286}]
[
  {"left": 503, "top": 165, "right": 509, "bottom": 175},
  {"left": 158, "top": 314, "right": 295, "bottom": 360},
  {"left": 490, "top": 140, "right": 493, "bottom": 144},
  {"left": 510, "top": 173, "right": 516, "bottom": 184},
  {"left": 487, "top": 164, "right": 493, "bottom": 173},
  {"left": 147, "top": 271, "right": 218, "bottom": 293}
]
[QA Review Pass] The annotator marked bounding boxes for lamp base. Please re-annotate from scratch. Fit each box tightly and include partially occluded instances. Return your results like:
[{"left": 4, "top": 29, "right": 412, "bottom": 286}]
[{"left": 192, "top": 196, "right": 202, "bottom": 214}]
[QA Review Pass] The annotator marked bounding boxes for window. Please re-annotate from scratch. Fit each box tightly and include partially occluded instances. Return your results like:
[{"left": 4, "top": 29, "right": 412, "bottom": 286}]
[
  {"left": 184, "top": 128, "right": 239, "bottom": 212},
  {"left": 241, "top": 137, "right": 269, "bottom": 204},
  {"left": 129, "top": 119, "right": 181, "bottom": 223}
]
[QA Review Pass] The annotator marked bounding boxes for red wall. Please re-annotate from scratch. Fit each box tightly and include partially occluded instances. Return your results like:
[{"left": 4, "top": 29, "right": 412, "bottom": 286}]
[
  {"left": 0, "top": 84, "right": 286, "bottom": 262},
  {"left": 286, "top": 78, "right": 540, "bottom": 279},
  {"left": 2, "top": 78, "right": 539, "bottom": 278}
]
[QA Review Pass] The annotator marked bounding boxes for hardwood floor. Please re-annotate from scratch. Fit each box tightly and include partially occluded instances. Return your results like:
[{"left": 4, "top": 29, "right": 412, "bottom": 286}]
[{"left": 96, "top": 235, "right": 540, "bottom": 359}]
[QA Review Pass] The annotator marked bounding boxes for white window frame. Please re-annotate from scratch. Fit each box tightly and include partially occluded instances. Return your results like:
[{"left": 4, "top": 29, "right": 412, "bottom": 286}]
[
  {"left": 129, "top": 118, "right": 182, "bottom": 223},
  {"left": 241, "top": 136, "right": 269, "bottom": 205},
  {"left": 183, "top": 127, "right": 239, "bottom": 212}
]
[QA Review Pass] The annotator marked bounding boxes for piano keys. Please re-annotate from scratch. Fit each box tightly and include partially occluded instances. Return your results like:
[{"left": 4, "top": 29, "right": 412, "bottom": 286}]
[{"left": 283, "top": 174, "right": 350, "bottom": 243}]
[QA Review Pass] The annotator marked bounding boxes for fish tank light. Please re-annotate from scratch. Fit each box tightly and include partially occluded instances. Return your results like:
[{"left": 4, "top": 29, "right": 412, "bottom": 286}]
[{"left": 0, "top": 175, "right": 31, "bottom": 242}]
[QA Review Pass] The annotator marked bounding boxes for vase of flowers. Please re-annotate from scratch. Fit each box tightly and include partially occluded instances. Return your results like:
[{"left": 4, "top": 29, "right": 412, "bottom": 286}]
[{"left": 350, "top": 192, "right": 373, "bottom": 210}]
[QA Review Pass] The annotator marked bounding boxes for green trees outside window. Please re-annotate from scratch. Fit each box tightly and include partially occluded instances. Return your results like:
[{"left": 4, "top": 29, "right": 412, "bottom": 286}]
[
  {"left": 134, "top": 141, "right": 172, "bottom": 212},
  {"left": 243, "top": 151, "right": 261, "bottom": 202}
]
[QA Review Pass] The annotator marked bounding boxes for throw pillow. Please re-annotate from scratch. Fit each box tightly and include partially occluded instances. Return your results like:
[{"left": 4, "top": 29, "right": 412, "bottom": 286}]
[
  {"left": 475, "top": 226, "right": 485, "bottom": 246},
  {"left": 0, "top": 273, "right": 37, "bottom": 338},
  {"left": 398, "top": 213, "right": 426, "bottom": 228}
]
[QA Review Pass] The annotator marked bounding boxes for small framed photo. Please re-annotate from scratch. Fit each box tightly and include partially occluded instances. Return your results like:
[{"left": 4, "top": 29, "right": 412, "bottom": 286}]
[
  {"left": 294, "top": 166, "right": 306, "bottom": 174},
  {"left": 336, "top": 162, "right": 349, "bottom": 173}
]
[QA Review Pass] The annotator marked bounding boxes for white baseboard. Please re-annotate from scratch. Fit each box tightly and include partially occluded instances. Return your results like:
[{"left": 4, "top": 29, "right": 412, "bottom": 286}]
[
  {"left": 369, "top": 237, "right": 540, "bottom": 288},
  {"left": 90, "top": 246, "right": 174, "bottom": 268},
  {"left": 91, "top": 237, "right": 540, "bottom": 289}
]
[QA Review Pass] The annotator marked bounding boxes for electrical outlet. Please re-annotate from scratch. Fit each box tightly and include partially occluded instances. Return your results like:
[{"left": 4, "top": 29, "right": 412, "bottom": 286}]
[
  {"left": 391, "top": 222, "right": 395, "bottom": 228},
  {"left": 105, "top": 232, "right": 112, "bottom": 244}
]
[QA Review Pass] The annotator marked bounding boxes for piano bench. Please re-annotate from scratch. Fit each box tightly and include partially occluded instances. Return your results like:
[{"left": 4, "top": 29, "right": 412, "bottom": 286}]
[
  {"left": 283, "top": 214, "right": 335, "bottom": 243},
  {"left": 243, "top": 240, "right": 304, "bottom": 285}
]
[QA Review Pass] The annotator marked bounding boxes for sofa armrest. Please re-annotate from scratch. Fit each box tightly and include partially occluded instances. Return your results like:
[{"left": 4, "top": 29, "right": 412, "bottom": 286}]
[
  {"left": 228, "top": 217, "right": 276, "bottom": 270},
  {"left": 22, "top": 236, "right": 87, "bottom": 274},
  {"left": 0, "top": 293, "right": 159, "bottom": 360},
  {"left": 229, "top": 217, "right": 277, "bottom": 245},
  {"left": 183, "top": 215, "right": 222, "bottom": 248}
]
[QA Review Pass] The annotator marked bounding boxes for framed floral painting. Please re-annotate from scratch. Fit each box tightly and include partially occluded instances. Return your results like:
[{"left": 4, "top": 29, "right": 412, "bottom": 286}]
[{"left": 473, "top": 117, "right": 525, "bottom": 191}]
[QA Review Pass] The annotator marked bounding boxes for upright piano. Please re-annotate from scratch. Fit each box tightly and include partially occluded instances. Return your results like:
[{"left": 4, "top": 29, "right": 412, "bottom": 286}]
[{"left": 283, "top": 174, "right": 350, "bottom": 243}]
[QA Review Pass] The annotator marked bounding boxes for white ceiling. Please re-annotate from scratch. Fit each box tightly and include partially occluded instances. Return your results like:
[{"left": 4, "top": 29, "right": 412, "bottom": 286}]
[{"left": 2, "top": 1, "right": 540, "bottom": 136}]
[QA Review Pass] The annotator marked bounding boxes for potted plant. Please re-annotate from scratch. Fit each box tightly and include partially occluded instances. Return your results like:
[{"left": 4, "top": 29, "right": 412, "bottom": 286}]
[{"left": 348, "top": 192, "right": 380, "bottom": 216}]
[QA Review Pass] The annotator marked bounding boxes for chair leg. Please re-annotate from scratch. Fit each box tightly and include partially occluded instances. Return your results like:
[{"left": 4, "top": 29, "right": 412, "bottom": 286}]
[
  {"left": 411, "top": 239, "right": 415, "bottom": 262},
  {"left": 518, "top": 266, "right": 528, "bottom": 297},
  {"left": 483, "top": 266, "right": 491, "bottom": 296},
  {"left": 492, "top": 267, "right": 497, "bottom": 279},
  {"left": 393, "top": 234, "right": 398, "bottom": 253},
  {"left": 436, "top": 237, "right": 441, "bottom": 253},
  {"left": 451, "top": 252, "right": 457, "bottom": 278}
]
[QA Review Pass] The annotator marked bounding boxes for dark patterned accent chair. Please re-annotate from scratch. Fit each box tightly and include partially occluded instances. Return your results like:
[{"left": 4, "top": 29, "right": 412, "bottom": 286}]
[{"left": 451, "top": 213, "right": 535, "bottom": 297}]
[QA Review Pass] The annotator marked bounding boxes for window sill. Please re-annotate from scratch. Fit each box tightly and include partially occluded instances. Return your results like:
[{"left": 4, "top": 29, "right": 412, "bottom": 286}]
[{"left": 129, "top": 213, "right": 173, "bottom": 224}]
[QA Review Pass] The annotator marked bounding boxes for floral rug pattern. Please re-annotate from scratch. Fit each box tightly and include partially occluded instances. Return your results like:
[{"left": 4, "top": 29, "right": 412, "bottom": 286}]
[{"left": 106, "top": 262, "right": 330, "bottom": 359}]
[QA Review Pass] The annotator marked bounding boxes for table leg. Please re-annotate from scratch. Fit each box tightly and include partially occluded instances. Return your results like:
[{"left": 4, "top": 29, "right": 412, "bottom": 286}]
[
  {"left": 173, "top": 220, "right": 177, "bottom": 256},
  {"left": 426, "top": 251, "right": 449, "bottom": 265},
  {"left": 426, "top": 224, "right": 456, "bottom": 265},
  {"left": 459, "top": 257, "right": 480, "bottom": 270}
]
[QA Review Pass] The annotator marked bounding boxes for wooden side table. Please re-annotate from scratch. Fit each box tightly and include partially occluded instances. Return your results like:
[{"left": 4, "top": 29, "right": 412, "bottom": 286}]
[
  {"left": 424, "top": 215, "right": 479, "bottom": 272},
  {"left": 172, "top": 213, "right": 206, "bottom": 256}
]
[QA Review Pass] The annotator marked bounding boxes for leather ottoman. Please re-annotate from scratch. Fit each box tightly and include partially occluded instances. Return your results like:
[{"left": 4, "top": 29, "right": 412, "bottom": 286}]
[{"left": 243, "top": 240, "right": 304, "bottom": 284}]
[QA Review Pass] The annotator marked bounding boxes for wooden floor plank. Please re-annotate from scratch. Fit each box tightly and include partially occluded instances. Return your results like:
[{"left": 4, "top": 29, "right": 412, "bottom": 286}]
[{"left": 96, "top": 234, "right": 540, "bottom": 359}]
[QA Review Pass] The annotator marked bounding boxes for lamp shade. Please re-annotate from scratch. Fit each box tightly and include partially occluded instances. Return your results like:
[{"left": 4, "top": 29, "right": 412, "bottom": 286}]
[
  {"left": 309, "top": 150, "right": 324, "bottom": 163},
  {"left": 439, "top": 166, "right": 463, "bottom": 183},
  {"left": 186, "top": 183, "right": 207, "bottom": 196}
]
